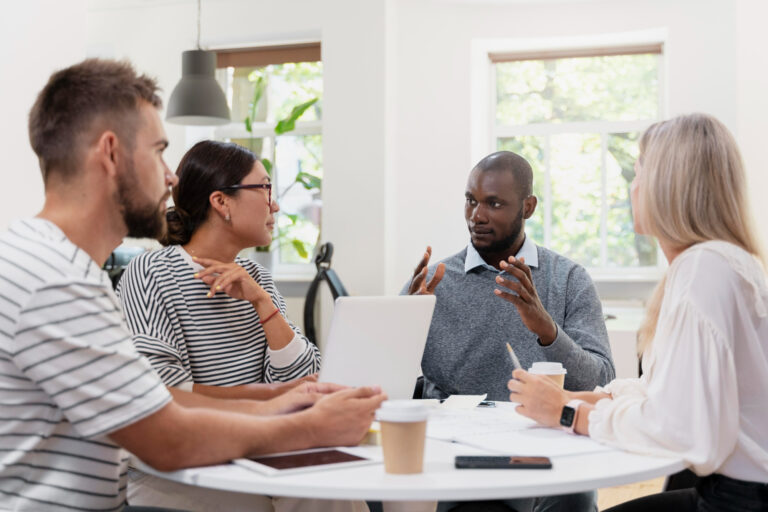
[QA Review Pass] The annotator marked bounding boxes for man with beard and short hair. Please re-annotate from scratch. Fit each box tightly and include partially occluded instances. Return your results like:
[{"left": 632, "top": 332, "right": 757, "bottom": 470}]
[
  {"left": 404, "top": 151, "right": 614, "bottom": 512},
  {"left": 0, "top": 58, "right": 384, "bottom": 512}
]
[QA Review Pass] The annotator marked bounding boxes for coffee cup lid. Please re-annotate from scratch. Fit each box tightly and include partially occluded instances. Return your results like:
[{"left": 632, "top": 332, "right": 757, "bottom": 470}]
[
  {"left": 375, "top": 400, "right": 430, "bottom": 422},
  {"left": 528, "top": 362, "right": 567, "bottom": 375}
]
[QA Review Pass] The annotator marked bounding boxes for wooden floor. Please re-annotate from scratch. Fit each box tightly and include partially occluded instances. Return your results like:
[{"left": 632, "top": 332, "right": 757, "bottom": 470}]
[{"left": 597, "top": 477, "right": 665, "bottom": 510}]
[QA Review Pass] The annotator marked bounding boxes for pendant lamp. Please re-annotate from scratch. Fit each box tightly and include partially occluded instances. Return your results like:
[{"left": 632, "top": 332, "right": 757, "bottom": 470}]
[{"left": 166, "top": 0, "right": 230, "bottom": 125}]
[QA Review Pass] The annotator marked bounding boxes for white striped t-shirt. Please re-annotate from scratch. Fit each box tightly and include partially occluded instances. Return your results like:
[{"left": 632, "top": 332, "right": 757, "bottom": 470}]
[
  {"left": 0, "top": 218, "right": 171, "bottom": 512},
  {"left": 116, "top": 245, "right": 320, "bottom": 388}
]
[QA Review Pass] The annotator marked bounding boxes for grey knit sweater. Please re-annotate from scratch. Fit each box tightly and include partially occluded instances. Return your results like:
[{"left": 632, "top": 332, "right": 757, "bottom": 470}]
[{"left": 405, "top": 244, "right": 615, "bottom": 401}]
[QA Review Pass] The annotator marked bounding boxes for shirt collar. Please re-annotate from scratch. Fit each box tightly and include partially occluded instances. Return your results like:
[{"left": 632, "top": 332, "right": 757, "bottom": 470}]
[{"left": 464, "top": 234, "right": 539, "bottom": 274}]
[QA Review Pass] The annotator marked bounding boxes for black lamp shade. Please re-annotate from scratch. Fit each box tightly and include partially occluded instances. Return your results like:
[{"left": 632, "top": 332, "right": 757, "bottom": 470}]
[{"left": 166, "top": 50, "right": 231, "bottom": 126}]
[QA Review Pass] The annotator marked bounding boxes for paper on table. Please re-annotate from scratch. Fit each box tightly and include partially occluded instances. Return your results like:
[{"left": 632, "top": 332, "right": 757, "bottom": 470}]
[
  {"left": 427, "top": 402, "right": 535, "bottom": 441},
  {"left": 455, "top": 428, "right": 616, "bottom": 457},
  {"left": 440, "top": 394, "right": 487, "bottom": 410}
]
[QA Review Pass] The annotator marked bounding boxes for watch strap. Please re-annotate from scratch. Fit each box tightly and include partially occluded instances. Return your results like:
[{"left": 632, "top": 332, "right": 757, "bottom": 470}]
[{"left": 560, "top": 399, "right": 584, "bottom": 434}]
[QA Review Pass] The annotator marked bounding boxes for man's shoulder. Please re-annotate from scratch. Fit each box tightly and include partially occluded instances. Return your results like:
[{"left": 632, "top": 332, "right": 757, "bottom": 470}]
[
  {"left": 433, "top": 248, "right": 467, "bottom": 271},
  {"left": 535, "top": 245, "right": 593, "bottom": 284}
]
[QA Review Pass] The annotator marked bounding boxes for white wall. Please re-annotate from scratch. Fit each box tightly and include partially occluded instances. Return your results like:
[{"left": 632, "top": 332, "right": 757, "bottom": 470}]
[
  {"left": 0, "top": 0, "right": 87, "bottom": 229},
  {"left": 737, "top": 0, "right": 768, "bottom": 253},
  {"left": 87, "top": 0, "right": 389, "bottom": 306},
  {"left": 385, "top": 0, "right": 748, "bottom": 295},
  {"left": 2, "top": 0, "right": 765, "bottom": 309}
]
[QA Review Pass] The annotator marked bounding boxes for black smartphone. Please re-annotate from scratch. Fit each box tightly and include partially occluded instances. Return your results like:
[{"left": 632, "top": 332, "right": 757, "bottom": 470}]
[{"left": 455, "top": 455, "right": 552, "bottom": 469}]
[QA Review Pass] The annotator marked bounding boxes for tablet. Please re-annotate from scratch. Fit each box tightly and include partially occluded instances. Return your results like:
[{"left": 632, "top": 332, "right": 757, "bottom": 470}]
[{"left": 233, "top": 448, "right": 379, "bottom": 476}]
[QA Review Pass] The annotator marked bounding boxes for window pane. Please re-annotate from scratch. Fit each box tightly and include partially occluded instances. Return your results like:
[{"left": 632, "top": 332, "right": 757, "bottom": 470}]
[
  {"left": 549, "top": 133, "right": 602, "bottom": 267},
  {"left": 606, "top": 132, "right": 658, "bottom": 267},
  {"left": 273, "top": 135, "right": 322, "bottom": 264},
  {"left": 224, "top": 61, "right": 323, "bottom": 124},
  {"left": 497, "top": 136, "right": 546, "bottom": 245},
  {"left": 496, "top": 54, "right": 659, "bottom": 125}
]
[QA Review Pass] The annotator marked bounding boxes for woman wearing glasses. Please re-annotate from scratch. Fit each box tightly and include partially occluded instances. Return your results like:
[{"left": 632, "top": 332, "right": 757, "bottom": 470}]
[
  {"left": 118, "top": 139, "right": 320, "bottom": 401},
  {"left": 118, "top": 141, "right": 366, "bottom": 511}
]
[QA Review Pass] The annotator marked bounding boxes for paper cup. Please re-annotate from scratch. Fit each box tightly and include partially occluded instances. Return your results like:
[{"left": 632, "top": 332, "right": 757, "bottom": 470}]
[
  {"left": 528, "top": 362, "right": 567, "bottom": 388},
  {"left": 376, "top": 400, "right": 429, "bottom": 474}
]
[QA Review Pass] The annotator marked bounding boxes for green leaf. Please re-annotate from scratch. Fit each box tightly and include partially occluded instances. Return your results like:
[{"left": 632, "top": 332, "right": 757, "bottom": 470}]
[
  {"left": 291, "top": 239, "right": 309, "bottom": 259},
  {"left": 244, "top": 117, "right": 252, "bottom": 133},
  {"left": 261, "top": 158, "right": 273, "bottom": 176},
  {"left": 274, "top": 98, "right": 318, "bottom": 135},
  {"left": 284, "top": 213, "right": 299, "bottom": 224},
  {"left": 295, "top": 172, "right": 322, "bottom": 190},
  {"left": 249, "top": 76, "right": 265, "bottom": 126}
]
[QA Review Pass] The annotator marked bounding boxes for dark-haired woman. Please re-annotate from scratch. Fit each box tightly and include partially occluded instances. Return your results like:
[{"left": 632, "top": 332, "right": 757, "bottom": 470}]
[
  {"left": 118, "top": 140, "right": 320, "bottom": 401},
  {"left": 118, "top": 141, "right": 360, "bottom": 511}
]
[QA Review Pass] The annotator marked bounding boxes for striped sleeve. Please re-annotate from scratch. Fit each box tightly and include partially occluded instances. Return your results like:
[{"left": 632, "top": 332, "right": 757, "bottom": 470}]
[
  {"left": 12, "top": 281, "right": 171, "bottom": 438},
  {"left": 117, "top": 255, "right": 192, "bottom": 387},
  {"left": 257, "top": 268, "right": 321, "bottom": 382}
]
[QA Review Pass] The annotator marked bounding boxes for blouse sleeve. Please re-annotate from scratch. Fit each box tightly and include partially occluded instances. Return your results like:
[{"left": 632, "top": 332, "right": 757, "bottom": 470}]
[
  {"left": 117, "top": 256, "right": 193, "bottom": 388},
  {"left": 588, "top": 299, "right": 739, "bottom": 475}
]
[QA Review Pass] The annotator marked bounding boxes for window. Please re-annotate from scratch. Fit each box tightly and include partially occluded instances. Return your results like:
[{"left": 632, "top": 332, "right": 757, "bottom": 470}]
[
  {"left": 214, "top": 43, "right": 322, "bottom": 274},
  {"left": 491, "top": 44, "right": 663, "bottom": 274}
]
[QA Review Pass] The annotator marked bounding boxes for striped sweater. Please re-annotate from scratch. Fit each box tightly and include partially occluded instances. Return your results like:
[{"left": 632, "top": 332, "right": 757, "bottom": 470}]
[{"left": 117, "top": 245, "right": 320, "bottom": 387}]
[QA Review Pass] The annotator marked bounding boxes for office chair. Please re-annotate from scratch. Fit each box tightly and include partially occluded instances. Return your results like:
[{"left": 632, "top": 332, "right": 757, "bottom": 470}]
[{"left": 303, "top": 242, "right": 348, "bottom": 346}]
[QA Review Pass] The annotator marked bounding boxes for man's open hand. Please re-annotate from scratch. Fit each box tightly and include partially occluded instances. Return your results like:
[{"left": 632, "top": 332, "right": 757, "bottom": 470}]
[
  {"left": 494, "top": 256, "right": 557, "bottom": 344},
  {"left": 407, "top": 246, "right": 446, "bottom": 295}
]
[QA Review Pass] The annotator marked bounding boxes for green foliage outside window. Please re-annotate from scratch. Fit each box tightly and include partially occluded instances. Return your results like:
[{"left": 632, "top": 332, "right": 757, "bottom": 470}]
[{"left": 496, "top": 54, "right": 659, "bottom": 269}]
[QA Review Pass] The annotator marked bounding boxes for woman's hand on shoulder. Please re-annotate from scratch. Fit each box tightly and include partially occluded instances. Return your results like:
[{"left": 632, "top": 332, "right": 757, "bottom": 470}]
[{"left": 193, "top": 256, "right": 270, "bottom": 305}]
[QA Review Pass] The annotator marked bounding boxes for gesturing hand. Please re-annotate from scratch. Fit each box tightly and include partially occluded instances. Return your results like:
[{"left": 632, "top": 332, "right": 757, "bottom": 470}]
[
  {"left": 507, "top": 369, "right": 569, "bottom": 429},
  {"left": 494, "top": 256, "right": 558, "bottom": 344},
  {"left": 193, "top": 256, "right": 270, "bottom": 306},
  {"left": 408, "top": 246, "right": 446, "bottom": 295}
]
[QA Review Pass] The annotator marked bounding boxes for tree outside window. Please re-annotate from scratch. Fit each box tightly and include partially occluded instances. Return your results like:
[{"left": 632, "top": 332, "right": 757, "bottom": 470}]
[{"left": 494, "top": 51, "right": 662, "bottom": 271}]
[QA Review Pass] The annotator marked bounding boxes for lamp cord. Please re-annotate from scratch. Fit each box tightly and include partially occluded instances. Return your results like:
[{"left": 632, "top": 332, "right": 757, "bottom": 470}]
[{"left": 196, "top": 0, "right": 201, "bottom": 49}]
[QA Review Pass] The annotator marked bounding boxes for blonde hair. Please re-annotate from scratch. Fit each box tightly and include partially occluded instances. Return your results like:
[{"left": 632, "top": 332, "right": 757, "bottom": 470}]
[{"left": 636, "top": 113, "right": 765, "bottom": 354}]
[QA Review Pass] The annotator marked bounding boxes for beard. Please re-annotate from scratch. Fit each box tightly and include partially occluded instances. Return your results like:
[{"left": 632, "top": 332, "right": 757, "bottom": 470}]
[
  {"left": 116, "top": 156, "right": 169, "bottom": 239},
  {"left": 471, "top": 204, "right": 525, "bottom": 256}
]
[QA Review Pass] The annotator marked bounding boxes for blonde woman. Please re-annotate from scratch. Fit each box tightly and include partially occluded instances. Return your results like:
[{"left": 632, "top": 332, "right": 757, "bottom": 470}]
[{"left": 507, "top": 113, "right": 768, "bottom": 511}]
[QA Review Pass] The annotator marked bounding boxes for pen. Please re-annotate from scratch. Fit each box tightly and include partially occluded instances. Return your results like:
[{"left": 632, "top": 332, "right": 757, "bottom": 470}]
[{"left": 505, "top": 342, "right": 522, "bottom": 371}]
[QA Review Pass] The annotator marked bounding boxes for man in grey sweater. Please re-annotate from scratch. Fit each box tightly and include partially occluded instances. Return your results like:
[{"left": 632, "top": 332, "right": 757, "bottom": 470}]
[{"left": 404, "top": 151, "right": 614, "bottom": 512}]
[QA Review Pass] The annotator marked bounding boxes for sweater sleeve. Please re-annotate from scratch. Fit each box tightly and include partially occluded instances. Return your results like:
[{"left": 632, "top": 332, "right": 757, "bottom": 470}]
[
  {"left": 117, "top": 255, "right": 192, "bottom": 387},
  {"left": 541, "top": 264, "right": 615, "bottom": 390}
]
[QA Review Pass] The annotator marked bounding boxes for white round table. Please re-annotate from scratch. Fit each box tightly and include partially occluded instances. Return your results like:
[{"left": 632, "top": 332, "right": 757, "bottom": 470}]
[{"left": 136, "top": 431, "right": 685, "bottom": 502}]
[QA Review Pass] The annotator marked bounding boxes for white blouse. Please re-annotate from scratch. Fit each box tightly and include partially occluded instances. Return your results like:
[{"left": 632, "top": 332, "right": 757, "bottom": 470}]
[{"left": 589, "top": 241, "right": 768, "bottom": 482}]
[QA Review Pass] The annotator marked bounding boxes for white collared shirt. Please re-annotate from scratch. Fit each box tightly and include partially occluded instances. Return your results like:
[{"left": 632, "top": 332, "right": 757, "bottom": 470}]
[{"left": 464, "top": 234, "right": 539, "bottom": 274}]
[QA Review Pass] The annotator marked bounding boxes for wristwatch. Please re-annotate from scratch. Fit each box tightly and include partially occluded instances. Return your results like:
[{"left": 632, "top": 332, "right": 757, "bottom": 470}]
[{"left": 559, "top": 399, "right": 584, "bottom": 434}]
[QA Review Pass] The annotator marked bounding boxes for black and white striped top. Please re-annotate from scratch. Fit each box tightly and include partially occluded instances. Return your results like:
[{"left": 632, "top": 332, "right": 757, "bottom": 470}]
[
  {"left": 0, "top": 219, "right": 171, "bottom": 511},
  {"left": 116, "top": 245, "right": 320, "bottom": 388}
]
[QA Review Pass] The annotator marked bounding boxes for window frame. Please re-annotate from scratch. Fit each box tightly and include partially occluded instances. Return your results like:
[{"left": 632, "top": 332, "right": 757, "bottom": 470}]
[
  {"left": 212, "top": 42, "right": 323, "bottom": 279},
  {"left": 471, "top": 29, "right": 669, "bottom": 282}
]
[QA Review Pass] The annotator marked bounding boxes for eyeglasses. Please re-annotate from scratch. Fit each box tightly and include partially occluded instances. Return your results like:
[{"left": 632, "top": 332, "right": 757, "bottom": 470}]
[{"left": 218, "top": 183, "right": 272, "bottom": 205}]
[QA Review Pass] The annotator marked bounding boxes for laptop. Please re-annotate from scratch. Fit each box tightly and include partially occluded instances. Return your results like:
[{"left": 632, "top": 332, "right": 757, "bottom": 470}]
[{"left": 318, "top": 295, "right": 436, "bottom": 399}]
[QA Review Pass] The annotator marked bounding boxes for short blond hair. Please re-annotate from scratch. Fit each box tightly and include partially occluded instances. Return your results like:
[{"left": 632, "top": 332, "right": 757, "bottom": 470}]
[{"left": 637, "top": 113, "right": 765, "bottom": 353}]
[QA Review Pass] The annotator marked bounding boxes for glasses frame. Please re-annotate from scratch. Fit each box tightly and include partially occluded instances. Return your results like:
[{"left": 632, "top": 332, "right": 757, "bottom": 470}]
[{"left": 218, "top": 183, "right": 272, "bottom": 205}]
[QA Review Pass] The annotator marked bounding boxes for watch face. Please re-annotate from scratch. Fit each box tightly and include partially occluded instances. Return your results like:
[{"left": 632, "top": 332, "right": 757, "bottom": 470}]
[{"left": 560, "top": 405, "right": 576, "bottom": 428}]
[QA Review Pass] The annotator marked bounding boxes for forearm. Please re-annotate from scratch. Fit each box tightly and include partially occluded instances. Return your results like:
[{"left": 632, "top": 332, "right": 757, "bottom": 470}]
[
  {"left": 251, "top": 299, "right": 295, "bottom": 351},
  {"left": 574, "top": 402, "right": 594, "bottom": 436},
  {"left": 113, "top": 401, "right": 316, "bottom": 471},
  {"left": 192, "top": 382, "right": 282, "bottom": 400},
  {"left": 169, "top": 387, "right": 269, "bottom": 414},
  {"left": 568, "top": 390, "right": 611, "bottom": 404}
]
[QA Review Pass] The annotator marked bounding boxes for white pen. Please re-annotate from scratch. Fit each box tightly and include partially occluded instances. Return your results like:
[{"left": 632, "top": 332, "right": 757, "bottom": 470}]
[{"left": 505, "top": 342, "right": 522, "bottom": 371}]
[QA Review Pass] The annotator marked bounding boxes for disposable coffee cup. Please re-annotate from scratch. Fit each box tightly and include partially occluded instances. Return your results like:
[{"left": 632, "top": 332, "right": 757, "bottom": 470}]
[
  {"left": 528, "top": 362, "right": 567, "bottom": 388},
  {"left": 376, "top": 400, "right": 429, "bottom": 474}
]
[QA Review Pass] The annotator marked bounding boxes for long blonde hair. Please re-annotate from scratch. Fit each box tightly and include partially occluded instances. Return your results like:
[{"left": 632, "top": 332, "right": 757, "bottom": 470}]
[{"left": 636, "top": 113, "right": 765, "bottom": 354}]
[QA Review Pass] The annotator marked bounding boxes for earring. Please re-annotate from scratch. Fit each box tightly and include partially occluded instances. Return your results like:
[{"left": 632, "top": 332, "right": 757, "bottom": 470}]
[{"left": 225, "top": 213, "right": 231, "bottom": 222}]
